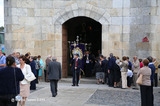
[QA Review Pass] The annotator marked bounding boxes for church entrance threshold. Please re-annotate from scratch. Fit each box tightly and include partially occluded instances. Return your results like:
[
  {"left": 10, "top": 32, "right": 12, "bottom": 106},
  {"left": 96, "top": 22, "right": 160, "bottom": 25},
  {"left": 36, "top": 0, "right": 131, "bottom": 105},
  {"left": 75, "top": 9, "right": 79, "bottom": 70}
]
[{"left": 62, "top": 16, "right": 102, "bottom": 78}]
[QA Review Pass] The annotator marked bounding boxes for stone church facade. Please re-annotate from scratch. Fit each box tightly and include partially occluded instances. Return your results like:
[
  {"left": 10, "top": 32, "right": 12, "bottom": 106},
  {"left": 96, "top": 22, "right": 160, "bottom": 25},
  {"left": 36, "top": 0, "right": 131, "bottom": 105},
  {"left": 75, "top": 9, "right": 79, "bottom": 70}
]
[{"left": 4, "top": 0, "right": 160, "bottom": 77}]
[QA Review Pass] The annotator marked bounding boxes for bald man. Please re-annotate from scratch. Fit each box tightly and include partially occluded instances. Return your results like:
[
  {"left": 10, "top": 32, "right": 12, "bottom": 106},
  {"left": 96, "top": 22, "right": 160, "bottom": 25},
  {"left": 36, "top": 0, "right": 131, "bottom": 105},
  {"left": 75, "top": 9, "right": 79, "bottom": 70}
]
[
  {"left": 48, "top": 57, "right": 61, "bottom": 97},
  {"left": 132, "top": 56, "right": 140, "bottom": 89}
]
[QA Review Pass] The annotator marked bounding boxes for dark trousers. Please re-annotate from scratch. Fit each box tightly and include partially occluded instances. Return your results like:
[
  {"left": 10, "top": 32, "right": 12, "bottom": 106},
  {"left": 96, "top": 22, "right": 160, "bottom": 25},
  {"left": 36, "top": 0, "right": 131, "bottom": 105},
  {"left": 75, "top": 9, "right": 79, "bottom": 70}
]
[
  {"left": 44, "top": 69, "right": 47, "bottom": 82},
  {"left": 44, "top": 70, "right": 49, "bottom": 82},
  {"left": 154, "top": 73, "right": 158, "bottom": 87},
  {"left": 151, "top": 83, "right": 154, "bottom": 106},
  {"left": 50, "top": 80, "right": 58, "bottom": 97},
  {"left": 72, "top": 70, "right": 80, "bottom": 86},
  {"left": 0, "top": 95, "right": 17, "bottom": 106},
  {"left": 108, "top": 70, "right": 114, "bottom": 86},
  {"left": 36, "top": 69, "right": 39, "bottom": 83},
  {"left": 85, "top": 63, "right": 92, "bottom": 77},
  {"left": 30, "top": 79, "right": 36, "bottom": 90},
  {"left": 140, "top": 85, "right": 153, "bottom": 106},
  {"left": 105, "top": 72, "right": 108, "bottom": 84},
  {"left": 127, "top": 77, "right": 132, "bottom": 87}
]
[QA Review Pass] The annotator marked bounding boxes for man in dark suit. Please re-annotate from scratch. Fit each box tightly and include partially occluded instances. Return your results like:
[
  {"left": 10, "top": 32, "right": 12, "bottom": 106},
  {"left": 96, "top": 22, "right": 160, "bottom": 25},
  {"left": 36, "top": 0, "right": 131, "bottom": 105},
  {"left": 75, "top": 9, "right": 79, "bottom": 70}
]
[
  {"left": 48, "top": 57, "right": 61, "bottom": 97},
  {"left": 147, "top": 56, "right": 155, "bottom": 105},
  {"left": 84, "top": 51, "right": 93, "bottom": 77},
  {"left": 108, "top": 53, "right": 116, "bottom": 87},
  {"left": 71, "top": 54, "right": 82, "bottom": 86},
  {"left": 100, "top": 55, "right": 108, "bottom": 84}
]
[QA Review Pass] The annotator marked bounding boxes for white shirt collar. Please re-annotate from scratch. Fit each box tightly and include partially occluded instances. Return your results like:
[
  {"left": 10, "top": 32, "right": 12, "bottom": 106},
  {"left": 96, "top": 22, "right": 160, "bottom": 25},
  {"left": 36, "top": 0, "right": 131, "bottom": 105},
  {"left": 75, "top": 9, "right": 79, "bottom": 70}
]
[{"left": 149, "top": 62, "right": 153, "bottom": 65}]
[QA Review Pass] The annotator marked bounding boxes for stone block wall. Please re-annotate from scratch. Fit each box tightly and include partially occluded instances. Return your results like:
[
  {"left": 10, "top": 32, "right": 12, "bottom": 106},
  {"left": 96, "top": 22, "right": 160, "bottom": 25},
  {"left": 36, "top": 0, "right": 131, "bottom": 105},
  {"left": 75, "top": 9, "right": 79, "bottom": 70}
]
[
  {"left": 4, "top": 0, "right": 160, "bottom": 77},
  {"left": 129, "top": 0, "right": 160, "bottom": 60},
  {"left": 129, "top": 0, "right": 151, "bottom": 59}
]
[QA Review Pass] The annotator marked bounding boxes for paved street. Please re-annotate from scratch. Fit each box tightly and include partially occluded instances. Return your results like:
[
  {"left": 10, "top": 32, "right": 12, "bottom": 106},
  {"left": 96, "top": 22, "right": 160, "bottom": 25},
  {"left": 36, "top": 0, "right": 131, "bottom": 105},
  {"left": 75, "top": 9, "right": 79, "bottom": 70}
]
[{"left": 26, "top": 78, "right": 160, "bottom": 106}]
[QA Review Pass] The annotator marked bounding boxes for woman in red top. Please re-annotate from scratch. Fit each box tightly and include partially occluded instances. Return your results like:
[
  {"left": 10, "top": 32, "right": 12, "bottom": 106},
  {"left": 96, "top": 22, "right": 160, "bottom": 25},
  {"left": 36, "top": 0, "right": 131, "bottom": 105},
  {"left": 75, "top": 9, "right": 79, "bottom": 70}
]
[{"left": 139, "top": 59, "right": 143, "bottom": 68}]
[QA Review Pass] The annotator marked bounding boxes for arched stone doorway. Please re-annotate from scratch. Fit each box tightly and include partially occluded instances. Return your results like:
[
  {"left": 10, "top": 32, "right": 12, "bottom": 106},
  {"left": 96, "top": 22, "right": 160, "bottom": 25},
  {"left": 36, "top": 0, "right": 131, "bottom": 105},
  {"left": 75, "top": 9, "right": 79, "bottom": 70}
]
[
  {"left": 62, "top": 16, "right": 102, "bottom": 77},
  {"left": 52, "top": 3, "right": 111, "bottom": 78}
]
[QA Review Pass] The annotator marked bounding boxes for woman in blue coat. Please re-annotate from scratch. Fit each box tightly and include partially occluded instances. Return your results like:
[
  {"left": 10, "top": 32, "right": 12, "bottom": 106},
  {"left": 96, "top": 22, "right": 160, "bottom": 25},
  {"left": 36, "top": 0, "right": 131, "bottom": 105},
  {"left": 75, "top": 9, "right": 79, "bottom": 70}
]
[
  {"left": 0, "top": 56, "right": 24, "bottom": 106},
  {"left": 37, "top": 55, "right": 43, "bottom": 81},
  {"left": 29, "top": 57, "right": 37, "bottom": 90}
]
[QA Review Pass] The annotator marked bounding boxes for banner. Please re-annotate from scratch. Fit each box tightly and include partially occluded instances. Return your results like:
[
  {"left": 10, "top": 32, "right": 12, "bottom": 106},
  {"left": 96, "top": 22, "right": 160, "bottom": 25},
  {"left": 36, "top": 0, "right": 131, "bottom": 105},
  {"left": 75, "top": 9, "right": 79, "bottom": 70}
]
[{"left": 71, "top": 43, "right": 85, "bottom": 70}]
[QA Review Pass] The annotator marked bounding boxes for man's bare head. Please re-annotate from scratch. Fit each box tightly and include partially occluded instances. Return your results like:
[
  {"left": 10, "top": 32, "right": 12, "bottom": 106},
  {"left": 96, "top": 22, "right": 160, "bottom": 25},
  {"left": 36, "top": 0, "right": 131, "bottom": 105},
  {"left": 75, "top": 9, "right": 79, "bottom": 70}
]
[
  {"left": 52, "top": 57, "right": 57, "bottom": 61},
  {"left": 12, "top": 51, "right": 16, "bottom": 57},
  {"left": 133, "top": 56, "right": 138, "bottom": 61}
]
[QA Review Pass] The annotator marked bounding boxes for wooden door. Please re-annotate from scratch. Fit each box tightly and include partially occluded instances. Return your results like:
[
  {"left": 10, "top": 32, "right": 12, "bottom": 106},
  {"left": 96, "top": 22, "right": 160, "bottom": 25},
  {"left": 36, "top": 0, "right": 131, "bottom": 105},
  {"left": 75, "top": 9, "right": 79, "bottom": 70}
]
[{"left": 62, "top": 25, "right": 68, "bottom": 78}]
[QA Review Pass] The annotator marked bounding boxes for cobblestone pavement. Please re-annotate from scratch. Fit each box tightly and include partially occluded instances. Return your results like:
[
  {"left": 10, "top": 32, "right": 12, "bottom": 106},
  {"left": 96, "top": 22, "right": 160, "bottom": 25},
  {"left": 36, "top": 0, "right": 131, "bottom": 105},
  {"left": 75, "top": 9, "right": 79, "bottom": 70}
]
[
  {"left": 86, "top": 89, "right": 160, "bottom": 106},
  {"left": 25, "top": 79, "right": 160, "bottom": 106}
]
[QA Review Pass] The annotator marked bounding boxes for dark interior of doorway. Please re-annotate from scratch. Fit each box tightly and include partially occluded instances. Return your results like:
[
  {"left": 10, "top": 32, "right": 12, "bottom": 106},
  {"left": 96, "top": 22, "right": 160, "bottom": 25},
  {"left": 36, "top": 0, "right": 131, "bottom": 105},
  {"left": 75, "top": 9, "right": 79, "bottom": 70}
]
[{"left": 63, "top": 16, "right": 102, "bottom": 76}]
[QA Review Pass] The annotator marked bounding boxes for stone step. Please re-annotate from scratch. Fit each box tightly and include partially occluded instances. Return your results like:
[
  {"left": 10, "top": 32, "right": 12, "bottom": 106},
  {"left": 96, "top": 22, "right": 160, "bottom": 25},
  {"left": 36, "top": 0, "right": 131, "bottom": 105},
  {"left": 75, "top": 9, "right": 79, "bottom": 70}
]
[{"left": 60, "top": 77, "right": 97, "bottom": 84}]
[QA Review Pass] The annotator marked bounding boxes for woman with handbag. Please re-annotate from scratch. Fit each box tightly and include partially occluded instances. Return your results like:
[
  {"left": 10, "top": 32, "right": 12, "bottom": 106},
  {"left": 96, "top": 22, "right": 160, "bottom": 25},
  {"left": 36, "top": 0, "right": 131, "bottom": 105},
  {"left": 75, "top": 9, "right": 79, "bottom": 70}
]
[
  {"left": 0, "top": 56, "right": 24, "bottom": 106},
  {"left": 137, "top": 59, "right": 152, "bottom": 106},
  {"left": 17, "top": 55, "right": 35, "bottom": 106}
]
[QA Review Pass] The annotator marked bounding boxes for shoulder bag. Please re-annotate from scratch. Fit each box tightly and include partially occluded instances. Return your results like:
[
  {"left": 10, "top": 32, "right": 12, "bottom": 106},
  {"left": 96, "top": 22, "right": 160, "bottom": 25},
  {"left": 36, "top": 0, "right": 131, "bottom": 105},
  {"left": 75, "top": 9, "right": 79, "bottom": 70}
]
[
  {"left": 25, "top": 65, "right": 36, "bottom": 82},
  {"left": 136, "top": 74, "right": 143, "bottom": 85}
]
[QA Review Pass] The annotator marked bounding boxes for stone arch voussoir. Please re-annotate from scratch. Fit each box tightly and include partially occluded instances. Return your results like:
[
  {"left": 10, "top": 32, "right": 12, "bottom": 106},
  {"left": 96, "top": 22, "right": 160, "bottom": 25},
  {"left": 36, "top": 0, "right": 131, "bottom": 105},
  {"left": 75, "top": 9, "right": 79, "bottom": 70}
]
[{"left": 53, "top": 3, "right": 111, "bottom": 29}]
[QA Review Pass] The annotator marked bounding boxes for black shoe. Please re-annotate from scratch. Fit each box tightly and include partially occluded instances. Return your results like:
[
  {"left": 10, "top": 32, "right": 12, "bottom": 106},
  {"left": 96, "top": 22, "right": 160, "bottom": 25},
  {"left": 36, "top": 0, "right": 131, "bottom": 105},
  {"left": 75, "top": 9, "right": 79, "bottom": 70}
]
[
  {"left": 52, "top": 96, "right": 56, "bottom": 97},
  {"left": 52, "top": 95, "right": 57, "bottom": 97},
  {"left": 102, "top": 82, "right": 105, "bottom": 84},
  {"left": 132, "top": 88, "right": 139, "bottom": 90},
  {"left": 30, "top": 88, "right": 36, "bottom": 90},
  {"left": 76, "top": 85, "right": 79, "bottom": 86},
  {"left": 72, "top": 85, "right": 75, "bottom": 86}
]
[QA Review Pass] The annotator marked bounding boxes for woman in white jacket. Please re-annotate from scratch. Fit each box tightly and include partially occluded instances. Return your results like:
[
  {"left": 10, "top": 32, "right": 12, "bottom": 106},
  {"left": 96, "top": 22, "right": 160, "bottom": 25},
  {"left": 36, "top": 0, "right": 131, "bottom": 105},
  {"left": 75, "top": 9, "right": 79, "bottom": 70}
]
[{"left": 17, "top": 55, "right": 32, "bottom": 106}]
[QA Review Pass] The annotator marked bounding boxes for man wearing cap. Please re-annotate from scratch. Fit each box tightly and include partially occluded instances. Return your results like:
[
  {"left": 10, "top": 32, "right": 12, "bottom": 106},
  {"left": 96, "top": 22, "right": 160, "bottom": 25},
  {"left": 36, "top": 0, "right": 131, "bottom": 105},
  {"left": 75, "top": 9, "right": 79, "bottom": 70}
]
[
  {"left": 48, "top": 57, "right": 62, "bottom": 97},
  {"left": 71, "top": 54, "right": 82, "bottom": 86}
]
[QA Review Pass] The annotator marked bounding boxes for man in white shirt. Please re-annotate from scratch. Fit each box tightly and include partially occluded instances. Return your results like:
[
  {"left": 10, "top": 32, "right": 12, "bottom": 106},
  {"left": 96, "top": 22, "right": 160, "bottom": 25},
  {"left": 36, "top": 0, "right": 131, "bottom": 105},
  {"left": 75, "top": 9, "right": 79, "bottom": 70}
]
[
  {"left": 127, "top": 68, "right": 133, "bottom": 88},
  {"left": 84, "top": 51, "right": 92, "bottom": 77}
]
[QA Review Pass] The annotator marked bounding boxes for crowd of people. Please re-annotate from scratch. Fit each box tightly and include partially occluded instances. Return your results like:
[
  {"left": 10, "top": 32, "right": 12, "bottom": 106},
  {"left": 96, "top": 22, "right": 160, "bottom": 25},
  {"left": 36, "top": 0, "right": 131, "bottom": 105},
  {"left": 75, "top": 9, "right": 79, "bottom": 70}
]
[
  {"left": 69, "top": 51, "right": 160, "bottom": 105},
  {"left": 0, "top": 51, "right": 61, "bottom": 106},
  {"left": 90, "top": 53, "right": 159, "bottom": 106},
  {"left": 0, "top": 49, "right": 160, "bottom": 106},
  {"left": 70, "top": 50, "right": 159, "bottom": 106},
  {"left": 92, "top": 54, "right": 159, "bottom": 87}
]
